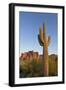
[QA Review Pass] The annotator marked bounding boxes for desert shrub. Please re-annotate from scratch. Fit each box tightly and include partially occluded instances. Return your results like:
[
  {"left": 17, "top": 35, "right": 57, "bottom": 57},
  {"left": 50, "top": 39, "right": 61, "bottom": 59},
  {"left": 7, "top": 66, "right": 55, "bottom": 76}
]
[
  {"left": 49, "top": 55, "right": 58, "bottom": 76},
  {"left": 20, "top": 59, "right": 43, "bottom": 78},
  {"left": 20, "top": 55, "right": 58, "bottom": 77}
]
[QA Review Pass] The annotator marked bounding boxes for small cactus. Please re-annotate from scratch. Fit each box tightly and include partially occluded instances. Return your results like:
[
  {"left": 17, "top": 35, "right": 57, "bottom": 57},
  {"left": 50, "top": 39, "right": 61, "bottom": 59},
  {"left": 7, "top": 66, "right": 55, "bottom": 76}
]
[{"left": 38, "top": 23, "right": 51, "bottom": 76}]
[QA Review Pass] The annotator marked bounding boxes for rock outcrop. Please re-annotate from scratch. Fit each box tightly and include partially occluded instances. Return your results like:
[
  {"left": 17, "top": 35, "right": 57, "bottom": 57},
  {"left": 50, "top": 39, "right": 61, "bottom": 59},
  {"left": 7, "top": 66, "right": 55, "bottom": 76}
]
[{"left": 20, "top": 51, "right": 39, "bottom": 61}]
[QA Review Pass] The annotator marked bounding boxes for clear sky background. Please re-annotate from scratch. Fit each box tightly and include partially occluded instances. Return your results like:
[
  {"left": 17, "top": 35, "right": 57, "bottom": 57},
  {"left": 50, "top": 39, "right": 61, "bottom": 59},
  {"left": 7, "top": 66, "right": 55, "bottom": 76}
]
[{"left": 19, "top": 12, "right": 58, "bottom": 55}]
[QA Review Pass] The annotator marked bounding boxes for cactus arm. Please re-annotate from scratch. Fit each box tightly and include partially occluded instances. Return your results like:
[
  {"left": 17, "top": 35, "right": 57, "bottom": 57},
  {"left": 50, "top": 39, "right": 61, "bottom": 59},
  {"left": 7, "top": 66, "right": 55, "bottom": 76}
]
[
  {"left": 43, "top": 24, "right": 46, "bottom": 40},
  {"left": 39, "top": 27, "right": 44, "bottom": 43},
  {"left": 48, "top": 36, "right": 51, "bottom": 46},
  {"left": 38, "top": 34, "right": 44, "bottom": 46}
]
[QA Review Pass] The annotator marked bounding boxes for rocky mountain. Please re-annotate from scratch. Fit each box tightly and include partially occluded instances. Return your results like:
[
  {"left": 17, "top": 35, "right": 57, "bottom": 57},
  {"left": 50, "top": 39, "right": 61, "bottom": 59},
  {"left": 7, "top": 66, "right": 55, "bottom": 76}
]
[
  {"left": 20, "top": 51, "right": 39, "bottom": 61},
  {"left": 20, "top": 51, "right": 58, "bottom": 61}
]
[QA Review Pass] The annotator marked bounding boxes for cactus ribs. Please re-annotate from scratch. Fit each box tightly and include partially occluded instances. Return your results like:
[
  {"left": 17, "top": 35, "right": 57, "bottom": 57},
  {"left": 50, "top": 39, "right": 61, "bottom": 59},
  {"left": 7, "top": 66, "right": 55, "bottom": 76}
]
[{"left": 38, "top": 24, "right": 51, "bottom": 76}]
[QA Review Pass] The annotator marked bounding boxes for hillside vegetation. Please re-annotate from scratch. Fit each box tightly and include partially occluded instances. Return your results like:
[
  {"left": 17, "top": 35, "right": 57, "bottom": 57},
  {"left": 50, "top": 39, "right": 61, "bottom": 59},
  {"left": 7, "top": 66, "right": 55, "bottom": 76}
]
[{"left": 20, "top": 54, "right": 58, "bottom": 78}]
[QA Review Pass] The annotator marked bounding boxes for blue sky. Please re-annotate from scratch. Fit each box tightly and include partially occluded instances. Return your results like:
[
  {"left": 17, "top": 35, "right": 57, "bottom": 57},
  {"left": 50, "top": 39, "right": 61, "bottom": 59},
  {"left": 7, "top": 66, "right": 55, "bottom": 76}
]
[{"left": 19, "top": 12, "right": 58, "bottom": 55}]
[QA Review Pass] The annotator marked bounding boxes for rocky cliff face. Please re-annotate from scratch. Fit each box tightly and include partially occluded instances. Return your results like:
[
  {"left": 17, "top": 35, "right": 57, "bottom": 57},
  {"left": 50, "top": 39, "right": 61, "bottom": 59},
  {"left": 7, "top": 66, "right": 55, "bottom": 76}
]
[
  {"left": 20, "top": 51, "right": 58, "bottom": 62},
  {"left": 20, "top": 51, "right": 39, "bottom": 61}
]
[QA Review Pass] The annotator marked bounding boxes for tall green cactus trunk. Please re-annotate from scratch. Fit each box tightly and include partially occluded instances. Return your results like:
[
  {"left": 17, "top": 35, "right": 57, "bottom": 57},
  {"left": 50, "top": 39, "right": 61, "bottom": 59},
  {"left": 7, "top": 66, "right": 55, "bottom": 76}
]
[
  {"left": 43, "top": 46, "right": 48, "bottom": 76},
  {"left": 38, "top": 24, "right": 51, "bottom": 76}
]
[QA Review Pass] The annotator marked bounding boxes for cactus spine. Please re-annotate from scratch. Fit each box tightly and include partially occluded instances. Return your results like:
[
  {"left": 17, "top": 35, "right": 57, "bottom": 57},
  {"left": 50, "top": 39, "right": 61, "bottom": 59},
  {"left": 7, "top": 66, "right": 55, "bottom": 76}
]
[{"left": 38, "top": 24, "right": 51, "bottom": 76}]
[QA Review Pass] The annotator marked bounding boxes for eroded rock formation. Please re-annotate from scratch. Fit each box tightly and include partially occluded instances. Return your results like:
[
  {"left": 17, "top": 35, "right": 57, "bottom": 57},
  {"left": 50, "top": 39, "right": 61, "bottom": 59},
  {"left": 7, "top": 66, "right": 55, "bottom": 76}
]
[{"left": 20, "top": 51, "right": 39, "bottom": 61}]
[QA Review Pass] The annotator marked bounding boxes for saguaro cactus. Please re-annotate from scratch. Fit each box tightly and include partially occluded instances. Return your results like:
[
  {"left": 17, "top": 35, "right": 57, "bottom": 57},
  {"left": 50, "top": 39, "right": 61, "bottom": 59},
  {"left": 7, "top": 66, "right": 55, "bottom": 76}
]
[{"left": 38, "top": 24, "right": 51, "bottom": 76}]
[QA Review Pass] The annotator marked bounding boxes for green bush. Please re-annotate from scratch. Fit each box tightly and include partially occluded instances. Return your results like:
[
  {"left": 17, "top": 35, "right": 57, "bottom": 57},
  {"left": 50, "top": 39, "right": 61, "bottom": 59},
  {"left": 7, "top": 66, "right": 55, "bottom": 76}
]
[
  {"left": 20, "top": 55, "right": 58, "bottom": 78},
  {"left": 20, "top": 59, "right": 43, "bottom": 78},
  {"left": 49, "top": 55, "right": 58, "bottom": 76}
]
